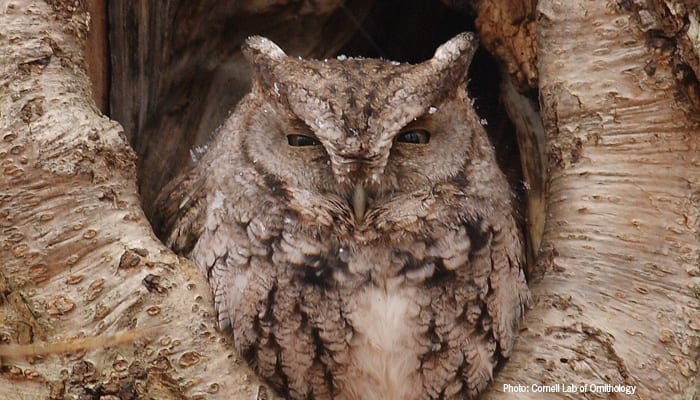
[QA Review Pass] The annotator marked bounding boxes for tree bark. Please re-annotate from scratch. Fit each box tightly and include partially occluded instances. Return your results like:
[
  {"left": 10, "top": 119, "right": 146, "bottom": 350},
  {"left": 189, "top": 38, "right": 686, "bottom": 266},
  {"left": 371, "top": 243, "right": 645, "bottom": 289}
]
[
  {"left": 485, "top": 0, "right": 700, "bottom": 398},
  {"left": 1, "top": 0, "right": 699, "bottom": 399}
]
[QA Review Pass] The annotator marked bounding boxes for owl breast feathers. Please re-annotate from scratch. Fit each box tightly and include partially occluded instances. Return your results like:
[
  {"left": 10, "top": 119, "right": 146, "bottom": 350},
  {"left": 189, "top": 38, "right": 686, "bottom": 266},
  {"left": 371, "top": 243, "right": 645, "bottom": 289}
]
[{"left": 155, "top": 32, "right": 530, "bottom": 400}]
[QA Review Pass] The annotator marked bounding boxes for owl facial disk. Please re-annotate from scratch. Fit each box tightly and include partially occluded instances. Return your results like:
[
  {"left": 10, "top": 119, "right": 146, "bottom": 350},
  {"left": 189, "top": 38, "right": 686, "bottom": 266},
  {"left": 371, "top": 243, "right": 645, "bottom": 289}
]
[{"left": 241, "top": 33, "right": 482, "bottom": 233}]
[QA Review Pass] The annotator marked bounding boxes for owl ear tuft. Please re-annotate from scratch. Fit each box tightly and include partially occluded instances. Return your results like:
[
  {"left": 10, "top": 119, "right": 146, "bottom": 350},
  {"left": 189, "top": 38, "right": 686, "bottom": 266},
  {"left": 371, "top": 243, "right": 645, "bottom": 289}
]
[
  {"left": 429, "top": 32, "right": 479, "bottom": 80},
  {"left": 242, "top": 36, "right": 287, "bottom": 66}
]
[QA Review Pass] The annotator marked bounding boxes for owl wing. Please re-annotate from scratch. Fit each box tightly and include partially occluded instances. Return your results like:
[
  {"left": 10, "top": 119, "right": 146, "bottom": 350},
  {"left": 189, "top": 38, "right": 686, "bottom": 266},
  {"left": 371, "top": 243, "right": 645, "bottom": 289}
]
[
  {"left": 155, "top": 168, "right": 241, "bottom": 333},
  {"left": 484, "top": 220, "right": 530, "bottom": 358},
  {"left": 153, "top": 167, "right": 208, "bottom": 255},
  {"left": 421, "top": 213, "right": 530, "bottom": 399},
  {"left": 465, "top": 218, "right": 529, "bottom": 395}
]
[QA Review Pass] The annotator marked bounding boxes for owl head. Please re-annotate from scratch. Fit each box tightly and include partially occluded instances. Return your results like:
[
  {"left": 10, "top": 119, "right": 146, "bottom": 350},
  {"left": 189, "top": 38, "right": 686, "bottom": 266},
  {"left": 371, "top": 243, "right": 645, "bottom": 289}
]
[{"left": 209, "top": 33, "right": 492, "bottom": 237}]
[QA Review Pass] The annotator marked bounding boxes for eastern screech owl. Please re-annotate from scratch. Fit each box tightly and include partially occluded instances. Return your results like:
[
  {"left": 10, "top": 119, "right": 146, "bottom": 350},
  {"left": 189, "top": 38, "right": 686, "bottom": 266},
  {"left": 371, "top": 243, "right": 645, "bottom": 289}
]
[{"left": 155, "top": 32, "right": 530, "bottom": 400}]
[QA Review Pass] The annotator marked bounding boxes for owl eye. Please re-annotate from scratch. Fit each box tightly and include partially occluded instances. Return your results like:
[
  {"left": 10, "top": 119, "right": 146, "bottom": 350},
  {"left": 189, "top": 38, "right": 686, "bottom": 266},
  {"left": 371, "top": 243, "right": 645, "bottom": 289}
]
[
  {"left": 287, "top": 134, "right": 320, "bottom": 147},
  {"left": 396, "top": 129, "right": 430, "bottom": 144}
]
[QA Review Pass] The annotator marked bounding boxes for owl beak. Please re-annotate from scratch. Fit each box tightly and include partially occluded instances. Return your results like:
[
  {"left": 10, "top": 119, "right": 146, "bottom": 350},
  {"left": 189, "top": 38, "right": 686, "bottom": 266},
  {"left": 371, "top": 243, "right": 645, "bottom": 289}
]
[{"left": 352, "top": 183, "right": 366, "bottom": 224}]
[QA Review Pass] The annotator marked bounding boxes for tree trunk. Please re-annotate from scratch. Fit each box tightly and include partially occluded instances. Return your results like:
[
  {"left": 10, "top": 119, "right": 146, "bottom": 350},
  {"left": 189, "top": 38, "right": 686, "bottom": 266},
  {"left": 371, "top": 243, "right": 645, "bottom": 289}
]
[
  {"left": 0, "top": 1, "right": 275, "bottom": 399},
  {"left": 486, "top": 0, "right": 700, "bottom": 398},
  {"left": 1, "top": 1, "right": 698, "bottom": 399}
]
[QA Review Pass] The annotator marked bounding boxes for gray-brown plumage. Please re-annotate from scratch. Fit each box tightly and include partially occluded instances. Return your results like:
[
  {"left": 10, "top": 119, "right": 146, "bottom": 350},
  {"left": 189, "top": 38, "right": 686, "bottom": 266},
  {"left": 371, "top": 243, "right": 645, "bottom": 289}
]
[{"left": 155, "top": 32, "right": 530, "bottom": 399}]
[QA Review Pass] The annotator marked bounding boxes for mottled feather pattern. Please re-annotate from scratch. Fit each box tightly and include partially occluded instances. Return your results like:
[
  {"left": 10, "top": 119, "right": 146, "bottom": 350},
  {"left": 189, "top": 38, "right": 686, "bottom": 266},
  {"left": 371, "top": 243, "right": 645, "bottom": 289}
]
[{"left": 155, "top": 32, "right": 529, "bottom": 399}]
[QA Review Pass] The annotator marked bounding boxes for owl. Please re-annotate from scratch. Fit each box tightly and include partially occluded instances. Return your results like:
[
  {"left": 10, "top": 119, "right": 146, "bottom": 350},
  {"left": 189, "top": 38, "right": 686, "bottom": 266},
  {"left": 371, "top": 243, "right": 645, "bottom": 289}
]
[{"left": 155, "top": 32, "right": 530, "bottom": 400}]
